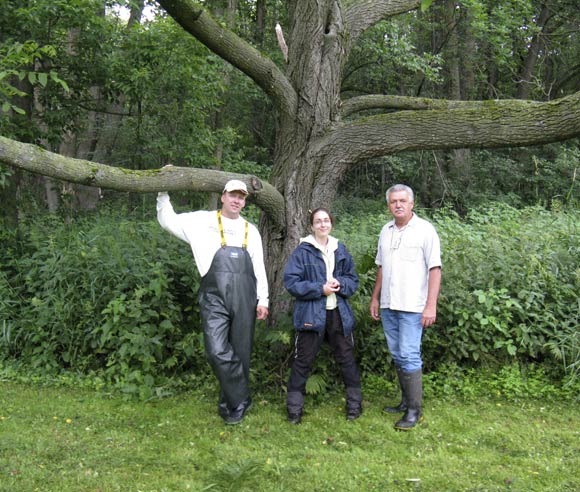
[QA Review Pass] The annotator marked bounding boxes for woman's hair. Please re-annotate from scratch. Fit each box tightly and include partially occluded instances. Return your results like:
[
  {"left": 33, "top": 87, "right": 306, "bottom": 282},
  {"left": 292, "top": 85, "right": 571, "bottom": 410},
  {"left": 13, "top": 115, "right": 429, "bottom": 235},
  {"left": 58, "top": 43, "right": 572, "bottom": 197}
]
[{"left": 309, "top": 207, "right": 334, "bottom": 226}]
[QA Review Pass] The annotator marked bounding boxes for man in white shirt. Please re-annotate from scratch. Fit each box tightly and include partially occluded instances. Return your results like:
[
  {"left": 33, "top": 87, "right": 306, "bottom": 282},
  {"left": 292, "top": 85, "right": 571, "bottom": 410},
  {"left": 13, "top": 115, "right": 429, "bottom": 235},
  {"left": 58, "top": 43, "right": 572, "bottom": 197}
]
[
  {"left": 370, "top": 184, "right": 442, "bottom": 430},
  {"left": 157, "top": 179, "right": 269, "bottom": 424}
]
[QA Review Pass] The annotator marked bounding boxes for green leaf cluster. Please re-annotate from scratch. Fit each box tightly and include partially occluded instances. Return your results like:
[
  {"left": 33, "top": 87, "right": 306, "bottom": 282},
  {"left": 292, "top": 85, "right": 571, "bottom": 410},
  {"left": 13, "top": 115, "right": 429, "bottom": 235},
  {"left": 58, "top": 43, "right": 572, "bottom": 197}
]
[
  {"left": 1, "top": 203, "right": 579, "bottom": 398},
  {"left": 0, "top": 41, "right": 68, "bottom": 115},
  {"left": 0, "top": 207, "right": 206, "bottom": 399}
]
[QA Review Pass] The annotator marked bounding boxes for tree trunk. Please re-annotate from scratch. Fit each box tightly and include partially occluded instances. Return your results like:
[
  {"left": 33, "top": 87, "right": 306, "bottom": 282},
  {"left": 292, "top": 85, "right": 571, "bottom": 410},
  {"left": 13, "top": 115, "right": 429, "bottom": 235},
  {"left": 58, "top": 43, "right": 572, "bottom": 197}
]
[
  {"left": 254, "top": 0, "right": 266, "bottom": 45},
  {"left": 445, "top": 0, "right": 470, "bottom": 202},
  {"left": 262, "top": 0, "right": 347, "bottom": 318},
  {"left": 127, "top": 0, "right": 145, "bottom": 28},
  {"left": 516, "top": 3, "right": 552, "bottom": 100}
]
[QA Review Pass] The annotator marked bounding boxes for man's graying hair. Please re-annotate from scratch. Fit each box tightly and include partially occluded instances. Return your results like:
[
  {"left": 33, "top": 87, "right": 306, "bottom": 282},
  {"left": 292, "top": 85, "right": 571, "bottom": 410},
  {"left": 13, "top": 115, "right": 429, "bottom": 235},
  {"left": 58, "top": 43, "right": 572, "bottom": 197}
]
[{"left": 386, "top": 184, "right": 414, "bottom": 203}]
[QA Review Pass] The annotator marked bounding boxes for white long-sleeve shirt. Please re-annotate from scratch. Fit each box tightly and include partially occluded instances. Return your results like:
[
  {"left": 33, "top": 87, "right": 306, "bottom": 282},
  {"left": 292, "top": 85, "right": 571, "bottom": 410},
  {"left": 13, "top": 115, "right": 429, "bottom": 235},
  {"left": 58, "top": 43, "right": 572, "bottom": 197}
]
[{"left": 157, "top": 192, "right": 269, "bottom": 308}]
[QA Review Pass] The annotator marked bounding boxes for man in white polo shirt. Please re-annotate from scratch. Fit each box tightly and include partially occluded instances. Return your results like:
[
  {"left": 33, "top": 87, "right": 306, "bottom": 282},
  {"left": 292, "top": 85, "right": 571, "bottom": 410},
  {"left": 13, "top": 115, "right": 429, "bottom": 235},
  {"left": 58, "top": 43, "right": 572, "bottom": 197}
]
[
  {"left": 370, "top": 184, "right": 441, "bottom": 430},
  {"left": 157, "top": 179, "right": 269, "bottom": 425}
]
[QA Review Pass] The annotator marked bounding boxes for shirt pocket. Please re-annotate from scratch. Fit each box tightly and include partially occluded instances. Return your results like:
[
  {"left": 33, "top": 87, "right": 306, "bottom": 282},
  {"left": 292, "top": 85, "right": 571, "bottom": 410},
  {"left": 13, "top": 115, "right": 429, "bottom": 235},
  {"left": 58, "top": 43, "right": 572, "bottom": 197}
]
[{"left": 400, "top": 242, "right": 421, "bottom": 261}]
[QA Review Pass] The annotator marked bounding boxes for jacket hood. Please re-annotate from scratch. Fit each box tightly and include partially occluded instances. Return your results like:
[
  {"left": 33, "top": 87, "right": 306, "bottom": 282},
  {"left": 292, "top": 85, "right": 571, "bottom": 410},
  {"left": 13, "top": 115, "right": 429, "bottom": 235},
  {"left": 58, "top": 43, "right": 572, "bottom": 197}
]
[{"left": 300, "top": 234, "right": 339, "bottom": 254}]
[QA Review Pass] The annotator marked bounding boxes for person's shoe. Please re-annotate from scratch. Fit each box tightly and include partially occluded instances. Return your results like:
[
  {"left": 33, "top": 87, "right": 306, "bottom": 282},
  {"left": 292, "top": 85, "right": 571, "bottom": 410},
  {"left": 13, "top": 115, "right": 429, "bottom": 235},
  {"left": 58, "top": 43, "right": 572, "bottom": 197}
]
[
  {"left": 224, "top": 397, "right": 253, "bottom": 425},
  {"left": 384, "top": 367, "right": 407, "bottom": 413},
  {"left": 286, "top": 390, "right": 304, "bottom": 425},
  {"left": 394, "top": 409, "right": 424, "bottom": 430},
  {"left": 345, "top": 387, "right": 363, "bottom": 421},
  {"left": 383, "top": 401, "right": 407, "bottom": 414},
  {"left": 287, "top": 412, "right": 302, "bottom": 425},
  {"left": 346, "top": 406, "right": 362, "bottom": 421},
  {"left": 218, "top": 401, "right": 229, "bottom": 419}
]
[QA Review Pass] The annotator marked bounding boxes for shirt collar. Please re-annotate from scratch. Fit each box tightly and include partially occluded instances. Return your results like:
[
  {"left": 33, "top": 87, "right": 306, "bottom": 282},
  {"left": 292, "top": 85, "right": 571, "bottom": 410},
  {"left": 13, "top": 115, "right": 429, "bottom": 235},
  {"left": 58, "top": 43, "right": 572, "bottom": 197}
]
[{"left": 388, "top": 212, "right": 417, "bottom": 230}]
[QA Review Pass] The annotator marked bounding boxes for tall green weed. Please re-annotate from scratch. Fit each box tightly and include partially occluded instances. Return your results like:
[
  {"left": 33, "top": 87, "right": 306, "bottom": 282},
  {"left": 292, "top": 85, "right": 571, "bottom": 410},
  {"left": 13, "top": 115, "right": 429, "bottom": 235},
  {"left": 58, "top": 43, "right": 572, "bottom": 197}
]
[
  {"left": 0, "top": 209, "right": 205, "bottom": 398},
  {"left": 1, "top": 203, "right": 578, "bottom": 398}
]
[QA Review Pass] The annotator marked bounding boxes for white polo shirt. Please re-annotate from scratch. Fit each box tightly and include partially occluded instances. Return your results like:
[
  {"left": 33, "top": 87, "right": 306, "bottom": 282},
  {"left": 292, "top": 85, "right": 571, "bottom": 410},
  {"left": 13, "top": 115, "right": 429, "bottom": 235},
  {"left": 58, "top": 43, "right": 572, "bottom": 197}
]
[
  {"left": 375, "top": 213, "right": 441, "bottom": 313},
  {"left": 157, "top": 192, "right": 269, "bottom": 308}
]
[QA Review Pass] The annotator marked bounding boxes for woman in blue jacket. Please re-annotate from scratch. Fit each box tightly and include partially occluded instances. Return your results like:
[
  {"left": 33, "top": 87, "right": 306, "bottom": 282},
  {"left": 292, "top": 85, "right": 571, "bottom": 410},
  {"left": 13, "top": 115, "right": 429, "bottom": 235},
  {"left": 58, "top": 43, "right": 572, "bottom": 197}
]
[{"left": 284, "top": 208, "right": 362, "bottom": 424}]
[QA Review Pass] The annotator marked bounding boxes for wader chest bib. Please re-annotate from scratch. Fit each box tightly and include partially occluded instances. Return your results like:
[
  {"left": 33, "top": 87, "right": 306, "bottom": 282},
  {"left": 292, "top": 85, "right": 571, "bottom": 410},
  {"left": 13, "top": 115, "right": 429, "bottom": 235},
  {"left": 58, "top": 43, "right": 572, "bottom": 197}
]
[{"left": 198, "top": 211, "right": 257, "bottom": 409}]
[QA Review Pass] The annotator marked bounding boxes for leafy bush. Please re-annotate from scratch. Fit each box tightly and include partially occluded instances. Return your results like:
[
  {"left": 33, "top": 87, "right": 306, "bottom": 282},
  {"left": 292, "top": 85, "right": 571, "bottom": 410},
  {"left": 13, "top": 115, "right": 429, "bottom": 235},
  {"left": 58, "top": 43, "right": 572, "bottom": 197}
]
[
  {"left": 428, "top": 204, "right": 580, "bottom": 371},
  {"left": 334, "top": 204, "right": 580, "bottom": 386},
  {"left": 1, "top": 203, "right": 578, "bottom": 398},
  {"left": 0, "top": 208, "right": 206, "bottom": 398}
]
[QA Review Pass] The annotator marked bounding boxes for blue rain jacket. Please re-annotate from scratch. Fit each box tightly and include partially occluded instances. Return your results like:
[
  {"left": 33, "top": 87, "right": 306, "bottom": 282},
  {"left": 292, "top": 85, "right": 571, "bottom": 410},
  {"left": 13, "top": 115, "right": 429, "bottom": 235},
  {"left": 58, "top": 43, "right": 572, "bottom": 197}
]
[{"left": 283, "top": 239, "right": 359, "bottom": 335}]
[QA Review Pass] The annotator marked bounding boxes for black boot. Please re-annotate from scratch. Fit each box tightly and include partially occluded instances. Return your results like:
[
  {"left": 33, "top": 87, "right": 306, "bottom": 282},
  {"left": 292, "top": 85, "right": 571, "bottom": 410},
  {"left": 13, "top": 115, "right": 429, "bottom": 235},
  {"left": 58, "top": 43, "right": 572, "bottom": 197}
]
[
  {"left": 287, "top": 391, "right": 304, "bottom": 424},
  {"left": 394, "top": 369, "right": 423, "bottom": 430},
  {"left": 345, "top": 387, "right": 363, "bottom": 420},
  {"left": 225, "top": 396, "right": 253, "bottom": 425},
  {"left": 383, "top": 366, "right": 408, "bottom": 414}
]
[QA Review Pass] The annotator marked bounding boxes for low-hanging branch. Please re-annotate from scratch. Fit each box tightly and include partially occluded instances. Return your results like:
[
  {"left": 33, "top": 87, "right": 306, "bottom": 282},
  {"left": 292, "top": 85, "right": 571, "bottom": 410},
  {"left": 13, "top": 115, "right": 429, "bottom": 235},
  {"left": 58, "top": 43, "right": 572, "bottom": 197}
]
[
  {"left": 324, "top": 91, "right": 580, "bottom": 164},
  {"left": 0, "top": 136, "right": 286, "bottom": 230}
]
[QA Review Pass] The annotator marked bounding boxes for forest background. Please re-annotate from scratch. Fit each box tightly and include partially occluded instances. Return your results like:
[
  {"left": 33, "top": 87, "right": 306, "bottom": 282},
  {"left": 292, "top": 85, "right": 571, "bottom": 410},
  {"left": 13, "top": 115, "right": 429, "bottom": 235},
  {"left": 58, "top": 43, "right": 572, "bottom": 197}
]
[{"left": 0, "top": 0, "right": 579, "bottom": 400}]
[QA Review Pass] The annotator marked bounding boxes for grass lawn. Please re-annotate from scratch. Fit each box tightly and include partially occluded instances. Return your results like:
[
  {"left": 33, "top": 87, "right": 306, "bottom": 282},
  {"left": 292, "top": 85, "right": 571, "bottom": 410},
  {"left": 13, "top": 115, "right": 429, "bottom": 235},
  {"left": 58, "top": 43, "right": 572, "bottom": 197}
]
[{"left": 1, "top": 381, "right": 578, "bottom": 491}]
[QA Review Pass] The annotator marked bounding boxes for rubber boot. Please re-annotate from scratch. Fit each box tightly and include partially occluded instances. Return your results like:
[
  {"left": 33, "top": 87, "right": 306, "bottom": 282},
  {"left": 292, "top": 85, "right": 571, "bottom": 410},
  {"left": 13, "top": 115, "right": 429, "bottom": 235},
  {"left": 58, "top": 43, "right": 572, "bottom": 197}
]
[
  {"left": 394, "top": 369, "right": 423, "bottom": 430},
  {"left": 287, "top": 391, "right": 304, "bottom": 424},
  {"left": 384, "top": 366, "right": 408, "bottom": 414},
  {"left": 345, "top": 387, "right": 363, "bottom": 420},
  {"left": 217, "top": 392, "right": 229, "bottom": 420}
]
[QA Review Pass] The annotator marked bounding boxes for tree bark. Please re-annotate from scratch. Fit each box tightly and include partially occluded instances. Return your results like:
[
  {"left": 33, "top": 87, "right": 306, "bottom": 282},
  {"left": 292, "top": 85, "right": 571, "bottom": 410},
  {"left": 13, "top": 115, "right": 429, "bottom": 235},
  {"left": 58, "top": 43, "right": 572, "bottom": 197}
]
[
  {"left": 0, "top": 135, "right": 285, "bottom": 228},
  {"left": 516, "top": 3, "right": 553, "bottom": 100}
]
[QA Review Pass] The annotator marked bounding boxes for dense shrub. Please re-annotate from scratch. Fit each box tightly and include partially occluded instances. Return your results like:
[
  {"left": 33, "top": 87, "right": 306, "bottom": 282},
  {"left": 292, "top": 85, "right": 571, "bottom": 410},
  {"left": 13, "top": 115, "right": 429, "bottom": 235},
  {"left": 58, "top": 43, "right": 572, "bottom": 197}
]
[
  {"left": 0, "top": 209, "right": 208, "bottom": 399},
  {"left": 339, "top": 204, "right": 580, "bottom": 385},
  {"left": 1, "top": 203, "right": 578, "bottom": 398}
]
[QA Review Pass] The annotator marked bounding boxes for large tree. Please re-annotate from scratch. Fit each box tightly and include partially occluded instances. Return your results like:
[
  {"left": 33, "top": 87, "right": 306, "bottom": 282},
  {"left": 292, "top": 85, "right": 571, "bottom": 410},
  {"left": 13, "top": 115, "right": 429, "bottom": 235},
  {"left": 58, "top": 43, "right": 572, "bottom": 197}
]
[{"left": 2, "top": 0, "right": 580, "bottom": 315}]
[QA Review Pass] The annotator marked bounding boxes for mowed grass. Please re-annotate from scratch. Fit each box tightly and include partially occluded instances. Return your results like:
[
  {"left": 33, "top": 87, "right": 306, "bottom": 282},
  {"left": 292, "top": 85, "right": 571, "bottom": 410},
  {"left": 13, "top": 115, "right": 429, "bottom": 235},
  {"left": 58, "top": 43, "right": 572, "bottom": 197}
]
[{"left": 1, "top": 381, "right": 578, "bottom": 492}]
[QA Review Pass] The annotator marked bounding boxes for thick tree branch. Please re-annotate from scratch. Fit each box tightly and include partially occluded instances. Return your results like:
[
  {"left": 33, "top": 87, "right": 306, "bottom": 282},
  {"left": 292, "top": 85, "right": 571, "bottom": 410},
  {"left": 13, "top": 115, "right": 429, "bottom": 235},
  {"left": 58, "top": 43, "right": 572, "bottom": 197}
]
[
  {"left": 340, "top": 94, "right": 543, "bottom": 118},
  {"left": 156, "top": 0, "right": 296, "bottom": 117},
  {"left": 316, "top": 91, "right": 580, "bottom": 163},
  {"left": 0, "top": 136, "right": 285, "bottom": 230},
  {"left": 344, "top": 0, "right": 423, "bottom": 42}
]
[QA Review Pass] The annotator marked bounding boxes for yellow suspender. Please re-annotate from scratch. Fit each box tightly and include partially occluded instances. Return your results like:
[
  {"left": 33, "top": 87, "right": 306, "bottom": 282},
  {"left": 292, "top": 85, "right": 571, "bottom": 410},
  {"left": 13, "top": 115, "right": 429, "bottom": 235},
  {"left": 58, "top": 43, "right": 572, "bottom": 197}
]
[{"left": 217, "top": 210, "right": 248, "bottom": 249}]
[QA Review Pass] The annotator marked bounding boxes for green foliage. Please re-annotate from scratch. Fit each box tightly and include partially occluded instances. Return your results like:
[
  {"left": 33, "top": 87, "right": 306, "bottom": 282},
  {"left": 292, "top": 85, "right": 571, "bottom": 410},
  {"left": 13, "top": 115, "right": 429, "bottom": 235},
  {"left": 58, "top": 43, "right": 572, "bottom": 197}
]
[
  {"left": 206, "top": 458, "right": 266, "bottom": 492},
  {"left": 0, "top": 41, "right": 69, "bottom": 115},
  {"left": 0, "top": 206, "right": 205, "bottom": 398},
  {"left": 1, "top": 203, "right": 578, "bottom": 399},
  {"left": 343, "top": 17, "right": 444, "bottom": 97},
  {"left": 422, "top": 362, "right": 576, "bottom": 402},
  {"left": 341, "top": 142, "right": 580, "bottom": 212},
  {"left": 333, "top": 203, "right": 580, "bottom": 386},
  {"left": 102, "top": 19, "right": 233, "bottom": 170},
  {"left": 545, "top": 327, "right": 580, "bottom": 387},
  {"left": 426, "top": 204, "right": 580, "bottom": 372},
  {"left": 421, "top": 0, "right": 434, "bottom": 12}
]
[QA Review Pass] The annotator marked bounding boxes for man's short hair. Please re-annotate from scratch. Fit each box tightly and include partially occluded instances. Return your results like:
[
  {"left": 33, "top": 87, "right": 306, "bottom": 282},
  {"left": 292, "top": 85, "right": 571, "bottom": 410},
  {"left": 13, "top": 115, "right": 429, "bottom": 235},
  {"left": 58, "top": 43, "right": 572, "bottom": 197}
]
[{"left": 386, "top": 184, "right": 414, "bottom": 203}]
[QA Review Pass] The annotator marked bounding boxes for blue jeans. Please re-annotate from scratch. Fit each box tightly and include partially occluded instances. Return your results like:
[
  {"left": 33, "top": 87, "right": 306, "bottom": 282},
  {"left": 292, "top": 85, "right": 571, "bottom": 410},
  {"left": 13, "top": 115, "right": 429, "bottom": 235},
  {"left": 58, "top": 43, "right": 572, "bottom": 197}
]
[{"left": 380, "top": 309, "right": 423, "bottom": 373}]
